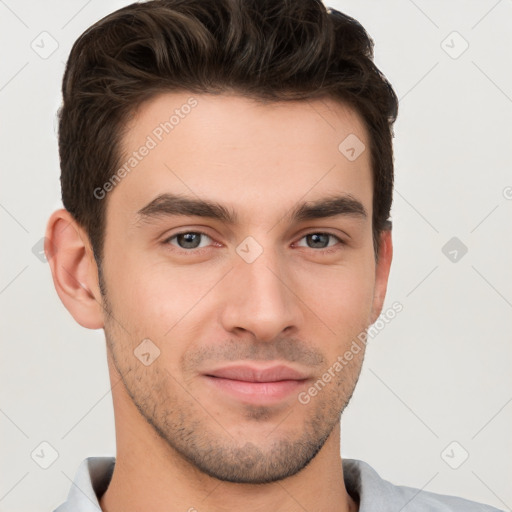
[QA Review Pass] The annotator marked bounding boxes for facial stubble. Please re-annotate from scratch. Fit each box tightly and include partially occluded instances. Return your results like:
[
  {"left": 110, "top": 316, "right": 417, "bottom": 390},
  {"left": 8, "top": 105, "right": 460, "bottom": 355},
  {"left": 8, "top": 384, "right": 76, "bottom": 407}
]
[{"left": 99, "top": 270, "right": 365, "bottom": 484}]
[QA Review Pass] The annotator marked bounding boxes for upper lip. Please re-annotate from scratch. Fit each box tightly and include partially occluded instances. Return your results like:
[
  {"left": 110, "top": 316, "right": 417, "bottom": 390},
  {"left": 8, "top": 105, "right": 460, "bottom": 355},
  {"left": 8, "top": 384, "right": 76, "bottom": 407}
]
[{"left": 204, "top": 364, "right": 310, "bottom": 383}]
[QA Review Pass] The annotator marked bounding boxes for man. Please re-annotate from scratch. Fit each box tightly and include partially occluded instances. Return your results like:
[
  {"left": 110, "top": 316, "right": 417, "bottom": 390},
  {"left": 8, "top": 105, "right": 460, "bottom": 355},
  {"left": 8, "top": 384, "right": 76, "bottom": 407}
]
[{"left": 46, "top": 0, "right": 503, "bottom": 510}]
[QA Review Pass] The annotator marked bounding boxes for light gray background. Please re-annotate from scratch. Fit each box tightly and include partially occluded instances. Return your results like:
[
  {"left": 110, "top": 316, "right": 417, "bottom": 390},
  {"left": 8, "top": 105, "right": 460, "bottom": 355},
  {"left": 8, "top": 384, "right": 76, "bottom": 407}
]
[{"left": 1, "top": 1, "right": 511, "bottom": 511}]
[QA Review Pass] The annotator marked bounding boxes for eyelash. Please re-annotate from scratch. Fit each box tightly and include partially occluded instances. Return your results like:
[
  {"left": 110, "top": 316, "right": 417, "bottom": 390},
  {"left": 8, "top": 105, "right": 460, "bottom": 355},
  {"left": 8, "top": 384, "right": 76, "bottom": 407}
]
[{"left": 162, "top": 230, "right": 345, "bottom": 255}]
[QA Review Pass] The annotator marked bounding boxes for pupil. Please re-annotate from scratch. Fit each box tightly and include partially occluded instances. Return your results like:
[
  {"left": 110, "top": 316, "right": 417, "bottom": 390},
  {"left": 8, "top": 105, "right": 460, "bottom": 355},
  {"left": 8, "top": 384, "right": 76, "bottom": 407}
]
[
  {"left": 309, "top": 233, "right": 328, "bottom": 248},
  {"left": 179, "top": 233, "right": 200, "bottom": 248}
]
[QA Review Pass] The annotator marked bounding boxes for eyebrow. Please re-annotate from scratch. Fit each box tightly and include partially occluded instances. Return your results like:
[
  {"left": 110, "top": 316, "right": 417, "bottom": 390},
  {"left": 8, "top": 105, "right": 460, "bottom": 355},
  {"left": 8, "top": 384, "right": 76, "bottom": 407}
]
[{"left": 135, "top": 192, "right": 367, "bottom": 226}]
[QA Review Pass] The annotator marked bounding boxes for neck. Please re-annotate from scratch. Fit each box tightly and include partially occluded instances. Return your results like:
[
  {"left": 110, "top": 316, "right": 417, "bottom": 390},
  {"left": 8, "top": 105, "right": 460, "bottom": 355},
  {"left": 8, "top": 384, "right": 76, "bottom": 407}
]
[{"left": 100, "top": 408, "right": 357, "bottom": 512}]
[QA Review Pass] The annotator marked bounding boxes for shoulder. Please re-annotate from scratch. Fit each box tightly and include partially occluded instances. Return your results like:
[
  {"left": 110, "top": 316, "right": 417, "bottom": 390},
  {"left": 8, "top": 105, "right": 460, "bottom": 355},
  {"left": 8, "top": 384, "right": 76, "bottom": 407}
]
[{"left": 342, "top": 458, "right": 505, "bottom": 512}]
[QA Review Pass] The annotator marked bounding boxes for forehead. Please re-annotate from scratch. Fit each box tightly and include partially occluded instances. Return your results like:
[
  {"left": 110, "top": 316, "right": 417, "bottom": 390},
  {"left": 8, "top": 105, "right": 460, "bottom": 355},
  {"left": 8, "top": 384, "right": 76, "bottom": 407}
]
[{"left": 109, "top": 92, "right": 372, "bottom": 224}]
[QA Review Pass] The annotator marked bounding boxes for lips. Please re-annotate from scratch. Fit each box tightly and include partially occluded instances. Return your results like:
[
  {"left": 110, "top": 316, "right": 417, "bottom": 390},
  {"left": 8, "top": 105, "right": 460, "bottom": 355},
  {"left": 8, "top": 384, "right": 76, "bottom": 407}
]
[
  {"left": 204, "top": 364, "right": 309, "bottom": 383},
  {"left": 202, "top": 364, "right": 311, "bottom": 404}
]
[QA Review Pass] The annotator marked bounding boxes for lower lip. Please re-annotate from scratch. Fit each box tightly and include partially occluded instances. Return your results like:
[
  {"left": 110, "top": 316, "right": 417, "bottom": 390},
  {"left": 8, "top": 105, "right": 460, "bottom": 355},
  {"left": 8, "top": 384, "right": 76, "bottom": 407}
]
[{"left": 203, "top": 376, "right": 307, "bottom": 404}]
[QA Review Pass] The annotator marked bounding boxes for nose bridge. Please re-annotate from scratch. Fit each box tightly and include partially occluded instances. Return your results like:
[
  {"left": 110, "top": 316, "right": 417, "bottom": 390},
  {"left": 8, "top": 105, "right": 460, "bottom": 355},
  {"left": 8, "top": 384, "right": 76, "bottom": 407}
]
[{"left": 220, "top": 239, "right": 301, "bottom": 340}]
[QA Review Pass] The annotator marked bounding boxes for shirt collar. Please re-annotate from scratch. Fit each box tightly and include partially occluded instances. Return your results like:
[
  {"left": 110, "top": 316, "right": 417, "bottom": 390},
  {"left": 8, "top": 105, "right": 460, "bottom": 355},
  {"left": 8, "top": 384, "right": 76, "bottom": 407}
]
[
  {"left": 56, "top": 456, "right": 397, "bottom": 511},
  {"left": 55, "top": 457, "right": 115, "bottom": 512}
]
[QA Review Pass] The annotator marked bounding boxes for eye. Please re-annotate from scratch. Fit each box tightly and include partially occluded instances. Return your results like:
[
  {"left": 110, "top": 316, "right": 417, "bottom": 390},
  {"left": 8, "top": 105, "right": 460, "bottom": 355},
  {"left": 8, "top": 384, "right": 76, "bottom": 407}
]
[
  {"left": 164, "top": 231, "right": 214, "bottom": 251},
  {"left": 162, "top": 230, "right": 345, "bottom": 255},
  {"left": 295, "top": 232, "right": 344, "bottom": 251}
]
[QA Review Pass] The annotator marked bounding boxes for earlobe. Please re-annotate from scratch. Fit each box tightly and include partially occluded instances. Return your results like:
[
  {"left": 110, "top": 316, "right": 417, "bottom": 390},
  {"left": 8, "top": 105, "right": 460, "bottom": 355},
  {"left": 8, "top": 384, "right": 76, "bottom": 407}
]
[
  {"left": 370, "top": 229, "right": 393, "bottom": 325},
  {"left": 45, "top": 209, "right": 105, "bottom": 329}
]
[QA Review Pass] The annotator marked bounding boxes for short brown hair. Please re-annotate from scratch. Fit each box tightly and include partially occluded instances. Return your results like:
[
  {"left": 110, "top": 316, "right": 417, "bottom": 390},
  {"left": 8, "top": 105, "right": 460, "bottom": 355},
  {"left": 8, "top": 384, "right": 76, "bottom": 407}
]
[{"left": 59, "top": 0, "right": 398, "bottom": 264}]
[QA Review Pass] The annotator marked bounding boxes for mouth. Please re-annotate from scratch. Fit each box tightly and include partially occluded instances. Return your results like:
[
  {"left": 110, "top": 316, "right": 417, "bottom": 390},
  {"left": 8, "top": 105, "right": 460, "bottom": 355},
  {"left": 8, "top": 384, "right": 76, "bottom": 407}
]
[{"left": 202, "top": 363, "right": 311, "bottom": 404}]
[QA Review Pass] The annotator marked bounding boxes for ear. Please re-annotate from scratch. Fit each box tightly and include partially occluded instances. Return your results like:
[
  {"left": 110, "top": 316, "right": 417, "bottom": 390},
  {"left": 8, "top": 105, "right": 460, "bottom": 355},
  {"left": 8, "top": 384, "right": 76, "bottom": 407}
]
[
  {"left": 45, "top": 209, "right": 105, "bottom": 329},
  {"left": 369, "top": 229, "right": 393, "bottom": 325}
]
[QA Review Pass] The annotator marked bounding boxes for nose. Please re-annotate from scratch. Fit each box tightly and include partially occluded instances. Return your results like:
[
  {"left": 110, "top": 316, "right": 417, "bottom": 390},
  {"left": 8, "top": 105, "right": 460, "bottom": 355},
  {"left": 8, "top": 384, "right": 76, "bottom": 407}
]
[{"left": 219, "top": 247, "right": 303, "bottom": 342}]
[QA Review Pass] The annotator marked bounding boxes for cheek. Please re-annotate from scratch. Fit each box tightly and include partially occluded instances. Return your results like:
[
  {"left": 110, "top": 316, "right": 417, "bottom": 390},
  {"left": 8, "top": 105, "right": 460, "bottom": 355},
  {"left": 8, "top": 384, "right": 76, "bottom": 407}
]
[
  {"left": 295, "top": 260, "right": 375, "bottom": 332},
  {"left": 104, "top": 241, "right": 376, "bottom": 341},
  {"left": 105, "top": 254, "right": 221, "bottom": 336},
  {"left": 102, "top": 250, "right": 166, "bottom": 330}
]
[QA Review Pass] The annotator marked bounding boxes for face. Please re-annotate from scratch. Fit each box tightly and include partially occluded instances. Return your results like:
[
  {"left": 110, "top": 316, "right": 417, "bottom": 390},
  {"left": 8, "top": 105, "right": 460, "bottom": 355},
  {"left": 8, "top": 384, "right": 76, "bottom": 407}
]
[{"left": 99, "top": 92, "right": 390, "bottom": 483}]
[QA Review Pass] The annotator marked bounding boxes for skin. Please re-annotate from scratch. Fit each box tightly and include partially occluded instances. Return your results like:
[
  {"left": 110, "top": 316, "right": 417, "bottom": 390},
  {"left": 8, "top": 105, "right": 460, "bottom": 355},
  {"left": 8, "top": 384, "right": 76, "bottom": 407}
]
[{"left": 46, "top": 92, "right": 392, "bottom": 512}]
